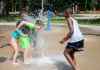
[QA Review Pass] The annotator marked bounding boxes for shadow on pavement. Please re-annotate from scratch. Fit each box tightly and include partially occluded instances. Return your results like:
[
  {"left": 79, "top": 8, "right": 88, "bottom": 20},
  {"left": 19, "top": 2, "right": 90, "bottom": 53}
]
[
  {"left": 54, "top": 60, "right": 72, "bottom": 70},
  {"left": 0, "top": 56, "right": 7, "bottom": 63},
  {"left": 17, "top": 51, "right": 24, "bottom": 62}
]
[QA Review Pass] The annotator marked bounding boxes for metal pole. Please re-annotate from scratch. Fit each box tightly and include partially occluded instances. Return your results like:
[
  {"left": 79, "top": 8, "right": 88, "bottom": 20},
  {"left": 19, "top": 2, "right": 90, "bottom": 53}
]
[
  {"left": 41, "top": 0, "right": 43, "bottom": 14},
  {"left": 42, "top": 0, "right": 43, "bottom": 10}
]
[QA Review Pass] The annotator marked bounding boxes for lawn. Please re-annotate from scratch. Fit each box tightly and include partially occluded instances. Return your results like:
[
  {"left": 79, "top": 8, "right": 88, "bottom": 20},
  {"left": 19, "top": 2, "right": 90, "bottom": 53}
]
[
  {"left": 0, "top": 15, "right": 100, "bottom": 26},
  {"left": 51, "top": 16, "right": 100, "bottom": 26}
]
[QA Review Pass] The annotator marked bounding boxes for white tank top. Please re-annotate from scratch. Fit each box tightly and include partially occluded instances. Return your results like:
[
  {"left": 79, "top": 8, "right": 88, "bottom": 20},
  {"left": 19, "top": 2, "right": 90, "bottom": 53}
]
[{"left": 68, "top": 17, "right": 84, "bottom": 43}]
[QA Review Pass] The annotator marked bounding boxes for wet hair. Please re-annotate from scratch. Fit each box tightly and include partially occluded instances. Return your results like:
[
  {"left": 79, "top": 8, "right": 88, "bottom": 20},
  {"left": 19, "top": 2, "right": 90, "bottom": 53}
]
[
  {"left": 16, "top": 20, "right": 22, "bottom": 27},
  {"left": 19, "top": 8, "right": 28, "bottom": 16},
  {"left": 35, "top": 20, "right": 44, "bottom": 26},
  {"left": 64, "top": 8, "right": 73, "bottom": 16}
]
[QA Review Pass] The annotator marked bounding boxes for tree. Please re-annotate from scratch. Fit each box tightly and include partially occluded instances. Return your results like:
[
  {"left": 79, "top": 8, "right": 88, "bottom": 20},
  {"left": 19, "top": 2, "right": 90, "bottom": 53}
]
[
  {"left": 49, "top": 0, "right": 74, "bottom": 12},
  {"left": 0, "top": 0, "right": 9, "bottom": 16},
  {"left": 0, "top": 0, "right": 5, "bottom": 16}
]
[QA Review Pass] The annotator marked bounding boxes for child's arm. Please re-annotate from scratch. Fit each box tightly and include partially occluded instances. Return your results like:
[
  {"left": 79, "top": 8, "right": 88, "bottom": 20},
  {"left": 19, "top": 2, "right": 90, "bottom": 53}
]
[
  {"left": 16, "top": 21, "right": 28, "bottom": 36},
  {"left": 60, "top": 18, "right": 74, "bottom": 44},
  {"left": 16, "top": 21, "right": 26, "bottom": 29}
]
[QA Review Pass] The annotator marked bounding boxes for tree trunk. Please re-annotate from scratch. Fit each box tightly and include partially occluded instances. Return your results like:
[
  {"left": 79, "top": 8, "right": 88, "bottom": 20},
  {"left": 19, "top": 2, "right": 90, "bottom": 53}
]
[
  {"left": 0, "top": 0, "right": 9, "bottom": 16},
  {"left": 0, "top": 0, "right": 5, "bottom": 16}
]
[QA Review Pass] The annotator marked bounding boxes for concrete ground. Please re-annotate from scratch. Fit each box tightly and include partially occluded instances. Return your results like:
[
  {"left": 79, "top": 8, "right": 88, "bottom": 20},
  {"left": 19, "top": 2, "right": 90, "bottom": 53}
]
[{"left": 0, "top": 25, "right": 100, "bottom": 70}]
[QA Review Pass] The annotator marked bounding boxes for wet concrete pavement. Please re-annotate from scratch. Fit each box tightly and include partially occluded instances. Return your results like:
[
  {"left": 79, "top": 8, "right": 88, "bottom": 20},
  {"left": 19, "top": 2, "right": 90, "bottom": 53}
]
[{"left": 0, "top": 25, "right": 100, "bottom": 70}]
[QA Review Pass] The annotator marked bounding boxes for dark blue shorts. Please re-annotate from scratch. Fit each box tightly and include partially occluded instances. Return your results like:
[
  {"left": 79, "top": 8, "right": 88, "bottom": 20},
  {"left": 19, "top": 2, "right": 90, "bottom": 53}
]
[{"left": 66, "top": 40, "right": 84, "bottom": 52}]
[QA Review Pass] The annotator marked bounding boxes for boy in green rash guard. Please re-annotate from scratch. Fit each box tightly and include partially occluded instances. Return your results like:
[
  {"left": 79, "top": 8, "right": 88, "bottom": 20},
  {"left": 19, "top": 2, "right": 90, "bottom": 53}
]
[
  {"left": 9, "top": 20, "right": 31, "bottom": 64},
  {"left": 9, "top": 19, "right": 43, "bottom": 64},
  {"left": 3, "top": 7, "right": 44, "bottom": 64},
  {"left": 9, "top": 10, "right": 34, "bottom": 64},
  {"left": 18, "top": 21, "right": 36, "bottom": 49},
  {"left": 9, "top": 9, "right": 43, "bottom": 64},
  {"left": 17, "top": 20, "right": 44, "bottom": 64}
]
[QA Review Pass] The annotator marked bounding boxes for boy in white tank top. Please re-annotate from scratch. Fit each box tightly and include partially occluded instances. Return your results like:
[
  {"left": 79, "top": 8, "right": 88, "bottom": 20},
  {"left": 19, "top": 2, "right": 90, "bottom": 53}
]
[{"left": 60, "top": 8, "right": 84, "bottom": 70}]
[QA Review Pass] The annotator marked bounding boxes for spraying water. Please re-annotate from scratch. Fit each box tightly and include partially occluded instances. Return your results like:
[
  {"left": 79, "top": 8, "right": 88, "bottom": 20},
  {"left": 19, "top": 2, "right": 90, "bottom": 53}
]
[{"left": 26, "top": 9, "right": 54, "bottom": 65}]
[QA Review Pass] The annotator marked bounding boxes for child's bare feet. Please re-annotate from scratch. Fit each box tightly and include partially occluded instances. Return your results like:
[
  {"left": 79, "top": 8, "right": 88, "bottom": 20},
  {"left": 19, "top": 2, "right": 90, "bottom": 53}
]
[{"left": 13, "top": 62, "right": 19, "bottom": 65}]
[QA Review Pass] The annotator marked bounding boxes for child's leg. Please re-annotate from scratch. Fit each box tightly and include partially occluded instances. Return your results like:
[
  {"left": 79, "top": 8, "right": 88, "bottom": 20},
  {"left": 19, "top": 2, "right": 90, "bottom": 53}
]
[
  {"left": 9, "top": 37, "right": 18, "bottom": 64},
  {"left": 23, "top": 48, "right": 28, "bottom": 63},
  {"left": 69, "top": 51, "right": 76, "bottom": 65},
  {"left": 63, "top": 48, "right": 76, "bottom": 70},
  {"left": 28, "top": 44, "right": 33, "bottom": 58},
  {"left": 23, "top": 47, "right": 33, "bottom": 64},
  {"left": 23, "top": 44, "right": 33, "bottom": 63}
]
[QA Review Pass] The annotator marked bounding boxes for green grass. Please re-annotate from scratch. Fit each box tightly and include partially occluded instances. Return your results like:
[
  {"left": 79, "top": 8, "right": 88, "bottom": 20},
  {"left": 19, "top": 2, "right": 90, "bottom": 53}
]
[
  {"left": 51, "top": 16, "right": 64, "bottom": 24},
  {"left": 0, "top": 15, "right": 18, "bottom": 22},
  {"left": 51, "top": 16, "right": 100, "bottom": 25},
  {"left": 78, "top": 19, "right": 100, "bottom": 25},
  {"left": 0, "top": 16, "right": 100, "bottom": 26}
]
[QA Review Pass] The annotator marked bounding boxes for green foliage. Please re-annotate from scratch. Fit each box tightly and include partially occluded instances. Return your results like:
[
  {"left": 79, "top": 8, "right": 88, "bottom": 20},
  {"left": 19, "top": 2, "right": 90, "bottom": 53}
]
[
  {"left": 78, "top": 18, "right": 100, "bottom": 25},
  {"left": 0, "top": 0, "right": 100, "bottom": 16},
  {"left": 28, "top": 0, "right": 42, "bottom": 11},
  {"left": 51, "top": 16, "right": 64, "bottom": 24},
  {"left": 0, "top": 16, "right": 17, "bottom": 22},
  {"left": 96, "top": 2, "right": 100, "bottom": 10},
  {"left": 52, "top": 0, "right": 73, "bottom": 12}
]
